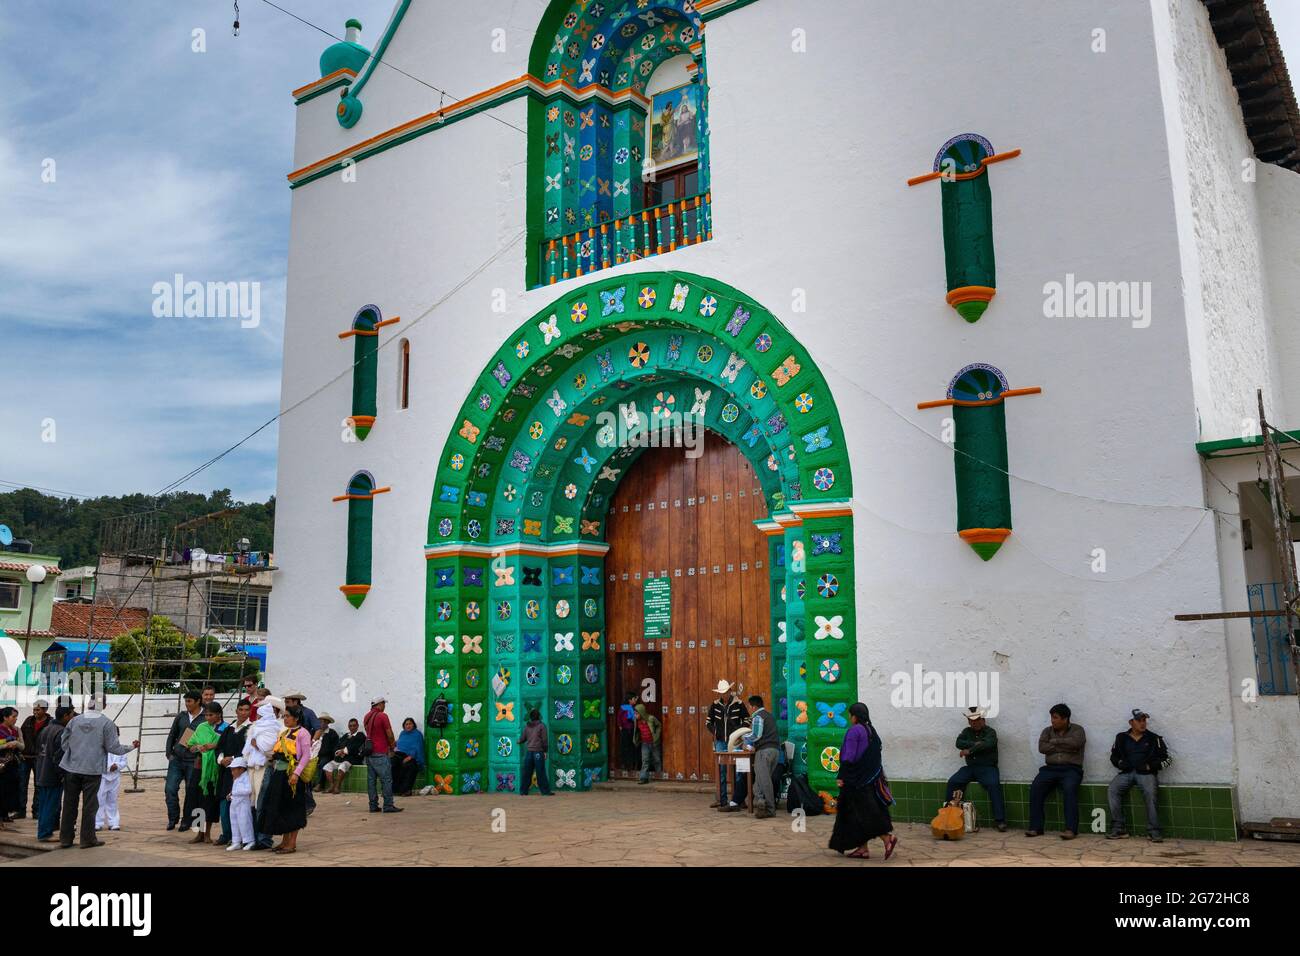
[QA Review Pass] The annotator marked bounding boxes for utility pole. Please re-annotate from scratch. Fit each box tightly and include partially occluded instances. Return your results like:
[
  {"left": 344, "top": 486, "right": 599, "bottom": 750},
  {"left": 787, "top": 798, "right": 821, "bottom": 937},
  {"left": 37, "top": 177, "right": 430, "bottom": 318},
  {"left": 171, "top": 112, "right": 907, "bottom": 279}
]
[{"left": 1257, "top": 388, "right": 1300, "bottom": 716}]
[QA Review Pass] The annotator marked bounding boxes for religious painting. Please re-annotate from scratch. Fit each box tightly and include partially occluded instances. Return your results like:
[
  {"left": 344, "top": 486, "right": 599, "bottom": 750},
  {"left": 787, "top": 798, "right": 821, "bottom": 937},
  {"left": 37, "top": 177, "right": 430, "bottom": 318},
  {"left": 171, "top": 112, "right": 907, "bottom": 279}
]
[{"left": 649, "top": 82, "right": 700, "bottom": 170}]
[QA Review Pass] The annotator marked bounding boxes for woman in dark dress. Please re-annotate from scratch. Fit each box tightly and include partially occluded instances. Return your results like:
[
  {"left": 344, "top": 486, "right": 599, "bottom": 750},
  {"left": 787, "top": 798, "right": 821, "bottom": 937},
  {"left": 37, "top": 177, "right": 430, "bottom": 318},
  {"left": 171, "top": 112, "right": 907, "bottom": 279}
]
[
  {"left": 257, "top": 709, "right": 311, "bottom": 854},
  {"left": 0, "top": 707, "right": 24, "bottom": 827},
  {"left": 828, "top": 702, "right": 898, "bottom": 860}
]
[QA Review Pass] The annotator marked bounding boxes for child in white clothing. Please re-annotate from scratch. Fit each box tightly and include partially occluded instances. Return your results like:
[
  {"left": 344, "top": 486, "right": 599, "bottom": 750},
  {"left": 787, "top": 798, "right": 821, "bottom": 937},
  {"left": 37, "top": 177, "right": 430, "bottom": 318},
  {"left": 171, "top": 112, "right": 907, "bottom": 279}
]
[
  {"left": 95, "top": 752, "right": 130, "bottom": 830},
  {"left": 228, "top": 757, "right": 255, "bottom": 850}
]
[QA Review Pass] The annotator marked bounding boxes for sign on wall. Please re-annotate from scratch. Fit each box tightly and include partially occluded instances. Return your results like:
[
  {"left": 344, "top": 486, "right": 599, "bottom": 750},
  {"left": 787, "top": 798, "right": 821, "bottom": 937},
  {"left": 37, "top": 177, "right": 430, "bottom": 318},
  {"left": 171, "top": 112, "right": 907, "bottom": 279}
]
[{"left": 643, "top": 577, "right": 671, "bottom": 639}]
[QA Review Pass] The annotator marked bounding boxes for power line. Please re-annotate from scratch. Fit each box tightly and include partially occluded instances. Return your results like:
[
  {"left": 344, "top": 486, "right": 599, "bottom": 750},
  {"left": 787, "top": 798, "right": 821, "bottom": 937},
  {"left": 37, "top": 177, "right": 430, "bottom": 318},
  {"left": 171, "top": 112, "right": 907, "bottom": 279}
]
[{"left": 258, "top": 0, "right": 528, "bottom": 136}]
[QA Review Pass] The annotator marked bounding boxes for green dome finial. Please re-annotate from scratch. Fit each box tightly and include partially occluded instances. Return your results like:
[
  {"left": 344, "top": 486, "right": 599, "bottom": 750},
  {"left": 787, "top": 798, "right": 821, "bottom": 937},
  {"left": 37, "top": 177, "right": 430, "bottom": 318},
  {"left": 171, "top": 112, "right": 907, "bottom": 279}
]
[{"left": 320, "top": 20, "right": 369, "bottom": 78}]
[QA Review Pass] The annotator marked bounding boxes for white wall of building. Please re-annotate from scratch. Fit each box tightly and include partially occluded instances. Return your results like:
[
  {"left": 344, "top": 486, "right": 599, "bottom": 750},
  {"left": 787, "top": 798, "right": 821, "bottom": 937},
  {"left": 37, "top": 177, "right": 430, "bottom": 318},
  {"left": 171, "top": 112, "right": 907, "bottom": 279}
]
[{"left": 269, "top": 0, "right": 1300, "bottom": 811}]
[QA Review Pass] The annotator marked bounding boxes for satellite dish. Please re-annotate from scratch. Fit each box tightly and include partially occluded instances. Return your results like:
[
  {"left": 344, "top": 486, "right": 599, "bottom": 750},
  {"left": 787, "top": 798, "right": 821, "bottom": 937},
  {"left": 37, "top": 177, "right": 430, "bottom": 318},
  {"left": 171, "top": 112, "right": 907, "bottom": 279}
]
[{"left": 0, "top": 526, "right": 12, "bottom": 547}]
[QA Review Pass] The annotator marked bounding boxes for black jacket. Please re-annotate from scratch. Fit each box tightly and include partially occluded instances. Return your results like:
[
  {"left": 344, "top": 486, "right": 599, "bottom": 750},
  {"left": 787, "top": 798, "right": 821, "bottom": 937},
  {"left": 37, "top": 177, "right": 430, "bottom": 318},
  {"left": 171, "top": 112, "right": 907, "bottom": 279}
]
[
  {"left": 705, "top": 697, "right": 749, "bottom": 743},
  {"left": 165, "top": 709, "right": 204, "bottom": 765},
  {"left": 1109, "top": 730, "right": 1169, "bottom": 775},
  {"left": 216, "top": 721, "right": 250, "bottom": 799}
]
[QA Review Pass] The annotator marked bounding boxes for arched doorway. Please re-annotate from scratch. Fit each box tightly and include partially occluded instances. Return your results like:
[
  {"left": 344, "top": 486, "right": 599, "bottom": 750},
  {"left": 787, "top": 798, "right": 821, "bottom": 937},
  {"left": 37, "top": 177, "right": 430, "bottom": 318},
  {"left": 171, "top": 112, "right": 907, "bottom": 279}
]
[
  {"left": 424, "top": 271, "right": 854, "bottom": 799},
  {"left": 604, "top": 433, "right": 771, "bottom": 781}
]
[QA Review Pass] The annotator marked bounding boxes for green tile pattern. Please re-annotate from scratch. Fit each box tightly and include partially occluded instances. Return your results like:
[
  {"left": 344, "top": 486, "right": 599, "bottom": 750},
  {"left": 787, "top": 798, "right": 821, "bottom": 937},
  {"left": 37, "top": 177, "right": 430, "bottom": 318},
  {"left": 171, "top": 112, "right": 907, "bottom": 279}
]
[{"left": 885, "top": 779, "right": 1237, "bottom": 842}]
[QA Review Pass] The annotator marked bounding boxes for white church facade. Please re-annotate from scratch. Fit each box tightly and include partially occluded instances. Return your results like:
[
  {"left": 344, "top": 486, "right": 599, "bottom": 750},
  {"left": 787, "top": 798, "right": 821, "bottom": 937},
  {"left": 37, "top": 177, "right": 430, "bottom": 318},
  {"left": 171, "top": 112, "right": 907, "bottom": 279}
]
[{"left": 268, "top": 0, "right": 1300, "bottom": 837}]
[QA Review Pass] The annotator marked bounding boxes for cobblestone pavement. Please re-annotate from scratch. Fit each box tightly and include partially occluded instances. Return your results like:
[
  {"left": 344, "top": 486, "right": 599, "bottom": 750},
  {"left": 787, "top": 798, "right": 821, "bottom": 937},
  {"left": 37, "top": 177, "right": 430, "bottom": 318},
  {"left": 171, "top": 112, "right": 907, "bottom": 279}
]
[{"left": 3, "top": 783, "right": 1298, "bottom": 867}]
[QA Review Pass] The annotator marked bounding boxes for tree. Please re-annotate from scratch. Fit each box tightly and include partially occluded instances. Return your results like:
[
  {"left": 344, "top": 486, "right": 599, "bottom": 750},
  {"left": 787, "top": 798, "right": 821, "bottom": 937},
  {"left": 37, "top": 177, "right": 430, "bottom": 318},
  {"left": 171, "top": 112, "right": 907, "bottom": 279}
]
[{"left": 107, "top": 617, "right": 259, "bottom": 694}]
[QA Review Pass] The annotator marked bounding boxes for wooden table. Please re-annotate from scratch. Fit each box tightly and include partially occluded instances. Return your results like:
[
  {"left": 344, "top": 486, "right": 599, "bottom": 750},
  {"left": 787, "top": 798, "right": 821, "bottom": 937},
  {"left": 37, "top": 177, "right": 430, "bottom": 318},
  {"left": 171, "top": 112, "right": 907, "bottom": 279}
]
[{"left": 714, "top": 750, "right": 754, "bottom": 814}]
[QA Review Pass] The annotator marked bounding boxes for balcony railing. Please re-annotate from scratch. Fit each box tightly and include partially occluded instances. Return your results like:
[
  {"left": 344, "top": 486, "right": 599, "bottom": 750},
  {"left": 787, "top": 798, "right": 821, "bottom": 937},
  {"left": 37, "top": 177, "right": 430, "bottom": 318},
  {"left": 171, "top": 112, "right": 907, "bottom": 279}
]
[{"left": 539, "top": 192, "right": 712, "bottom": 286}]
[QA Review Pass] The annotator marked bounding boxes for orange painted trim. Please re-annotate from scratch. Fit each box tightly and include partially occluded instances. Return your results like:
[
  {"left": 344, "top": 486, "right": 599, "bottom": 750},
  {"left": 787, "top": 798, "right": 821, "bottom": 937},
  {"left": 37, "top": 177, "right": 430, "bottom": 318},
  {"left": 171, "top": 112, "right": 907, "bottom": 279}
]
[
  {"left": 958, "top": 528, "right": 1011, "bottom": 545},
  {"left": 907, "top": 149, "right": 1022, "bottom": 187},
  {"left": 945, "top": 286, "right": 996, "bottom": 306},
  {"left": 916, "top": 387, "right": 1041, "bottom": 410},
  {"left": 332, "top": 486, "right": 391, "bottom": 502},
  {"left": 288, "top": 73, "right": 650, "bottom": 183},
  {"left": 338, "top": 316, "right": 401, "bottom": 338},
  {"left": 292, "top": 68, "right": 357, "bottom": 98},
  {"left": 339, "top": 583, "right": 372, "bottom": 595}
]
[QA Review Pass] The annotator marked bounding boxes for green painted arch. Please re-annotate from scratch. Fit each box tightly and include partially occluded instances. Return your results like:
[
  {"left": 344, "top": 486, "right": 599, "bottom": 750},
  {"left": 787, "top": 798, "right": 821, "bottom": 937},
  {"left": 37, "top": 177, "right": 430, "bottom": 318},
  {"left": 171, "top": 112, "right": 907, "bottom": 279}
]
[
  {"left": 506, "top": 376, "right": 786, "bottom": 543},
  {"left": 349, "top": 305, "right": 381, "bottom": 440},
  {"left": 429, "top": 271, "right": 851, "bottom": 546},
  {"left": 426, "top": 271, "right": 856, "bottom": 795}
]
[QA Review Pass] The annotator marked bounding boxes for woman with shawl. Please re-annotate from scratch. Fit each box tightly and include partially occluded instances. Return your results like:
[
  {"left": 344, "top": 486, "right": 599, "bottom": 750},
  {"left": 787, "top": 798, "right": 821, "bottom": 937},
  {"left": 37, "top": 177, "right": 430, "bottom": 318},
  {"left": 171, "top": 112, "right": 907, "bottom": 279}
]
[
  {"left": 0, "top": 707, "right": 23, "bottom": 828},
  {"left": 392, "top": 717, "right": 425, "bottom": 796},
  {"left": 828, "top": 702, "right": 898, "bottom": 860},
  {"left": 186, "top": 702, "right": 227, "bottom": 844},
  {"left": 257, "top": 708, "right": 311, "bottom": 854}
]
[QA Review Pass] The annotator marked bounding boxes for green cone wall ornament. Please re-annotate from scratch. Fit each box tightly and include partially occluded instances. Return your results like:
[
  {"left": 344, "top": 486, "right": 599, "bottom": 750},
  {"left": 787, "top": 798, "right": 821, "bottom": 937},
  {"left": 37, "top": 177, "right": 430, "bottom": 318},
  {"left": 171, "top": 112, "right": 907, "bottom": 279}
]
[
  {"left": 918, "top": 364, "right": 1039, "bottom": 560},
  {"left": 908, "top": 134, "right": 1020, "bottom": 323}
]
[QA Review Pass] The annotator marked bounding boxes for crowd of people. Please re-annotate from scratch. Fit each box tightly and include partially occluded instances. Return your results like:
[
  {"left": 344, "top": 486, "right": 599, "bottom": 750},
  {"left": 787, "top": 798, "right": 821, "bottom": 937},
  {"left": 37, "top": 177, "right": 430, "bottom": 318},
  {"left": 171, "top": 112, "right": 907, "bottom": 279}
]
[
  {"left": 0, "top": 674, "right": 1174, "bottom": 861},
  {"left": 688, "top": 681, "right": 1173, "bottom": 860}
]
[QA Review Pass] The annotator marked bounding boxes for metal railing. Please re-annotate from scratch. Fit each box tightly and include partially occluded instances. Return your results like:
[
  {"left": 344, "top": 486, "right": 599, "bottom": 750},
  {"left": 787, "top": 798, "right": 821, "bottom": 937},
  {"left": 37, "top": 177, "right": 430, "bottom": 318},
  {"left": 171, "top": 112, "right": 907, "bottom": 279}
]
[
  {"left": 1246, "top": 581, "right": 1297, "bottom": 695},
  {"left": 539, "top": 191, "right": 713, "bottom": 285}
]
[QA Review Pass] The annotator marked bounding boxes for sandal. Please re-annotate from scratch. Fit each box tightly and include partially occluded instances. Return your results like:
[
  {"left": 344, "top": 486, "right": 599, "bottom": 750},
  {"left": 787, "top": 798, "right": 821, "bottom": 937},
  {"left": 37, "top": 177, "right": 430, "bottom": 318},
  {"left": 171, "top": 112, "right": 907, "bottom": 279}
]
[
  {"left": 272, "top": 846, "right": 296, "bottom": 854},
  {"left": 883, "top": 834, "right": 899, "bottom": 860},
  {"left": 847, "top": 846, "right": 870, "bottom": 859}
]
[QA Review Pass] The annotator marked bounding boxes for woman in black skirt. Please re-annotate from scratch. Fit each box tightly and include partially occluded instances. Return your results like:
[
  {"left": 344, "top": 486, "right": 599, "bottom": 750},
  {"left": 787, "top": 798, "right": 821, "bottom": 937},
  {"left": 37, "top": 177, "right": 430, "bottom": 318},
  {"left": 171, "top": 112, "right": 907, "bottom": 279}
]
[
  {"left": 828, "top": 702, "right": 898, "bottom": 860},
  {"left": 257, "top": 709, "right": 311, "bottom": 854}
]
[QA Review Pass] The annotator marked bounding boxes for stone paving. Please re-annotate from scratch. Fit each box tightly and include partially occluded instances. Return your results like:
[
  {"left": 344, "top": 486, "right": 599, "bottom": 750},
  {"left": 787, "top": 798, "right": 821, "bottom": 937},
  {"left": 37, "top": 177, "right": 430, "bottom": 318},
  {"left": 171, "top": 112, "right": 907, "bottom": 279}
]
[{"left": 2, "top": 782, "right": 1298, "bottom": 867}]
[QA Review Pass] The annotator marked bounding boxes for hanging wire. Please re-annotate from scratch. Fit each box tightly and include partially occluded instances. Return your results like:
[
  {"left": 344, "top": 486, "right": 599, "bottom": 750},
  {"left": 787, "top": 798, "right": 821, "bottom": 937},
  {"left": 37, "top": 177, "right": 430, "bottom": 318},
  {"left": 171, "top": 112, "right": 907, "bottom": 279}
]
[{"left": 233, "top": 0, "right": 240, "bottom": 37}]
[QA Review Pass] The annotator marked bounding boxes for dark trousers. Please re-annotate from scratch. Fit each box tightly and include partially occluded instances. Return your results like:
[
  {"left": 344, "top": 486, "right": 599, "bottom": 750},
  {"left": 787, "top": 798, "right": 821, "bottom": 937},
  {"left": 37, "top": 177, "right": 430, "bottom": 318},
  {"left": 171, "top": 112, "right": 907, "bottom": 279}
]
[
  {"left": 164, "top": 759, "right": 190, "bottom": 827},
  {"left": 1029, "top": 764, "right": 1083, "bottom": 833},
  {"left": 181, "top": 764, "right": 205, "bottom": 829},
  {"left": 392, "top": 754, "right": 420, "bottom": 794},
  {"left": 18, "top": 759, "right": 35, "bottom": 816},
  {"left": 520, "top": 752, "right": 552, "bottom": 794},
  {"left": 60, "top": 772, "right": 101, "bottom": 847},
  {"left": 35, "top": 784, "right": 62, "bottom": 839},
  {"left": 946, "top": 764, "right": 1007, "bottom": 822}
]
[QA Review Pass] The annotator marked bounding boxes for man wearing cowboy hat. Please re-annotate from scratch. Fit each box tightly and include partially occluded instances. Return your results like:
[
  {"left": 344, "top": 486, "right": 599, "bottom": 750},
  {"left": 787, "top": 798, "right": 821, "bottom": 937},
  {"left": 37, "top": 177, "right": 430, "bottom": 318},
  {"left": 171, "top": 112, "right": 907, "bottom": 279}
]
[
  {"left": 283, "top": 691, "right": 321, "bottom": 815},
  {"left": 1106, "top": 708, "right": 1169, "bottom": 843},
  {"left": 944, "top": 705, "right": 1007, "bottom": 831},
  {"left": 314, "top": 713, "right": 339, "bottom": 798},
  {"left": 704, "top": 679, "right": 750, "bottom": 811}
]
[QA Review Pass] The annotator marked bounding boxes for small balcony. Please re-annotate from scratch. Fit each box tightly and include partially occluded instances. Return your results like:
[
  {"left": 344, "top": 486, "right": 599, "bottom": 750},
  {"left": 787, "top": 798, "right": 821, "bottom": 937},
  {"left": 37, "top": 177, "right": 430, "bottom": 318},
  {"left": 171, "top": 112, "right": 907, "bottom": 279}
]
[{"left": 538, "top": 192, "right": 712, "bottom": 286}]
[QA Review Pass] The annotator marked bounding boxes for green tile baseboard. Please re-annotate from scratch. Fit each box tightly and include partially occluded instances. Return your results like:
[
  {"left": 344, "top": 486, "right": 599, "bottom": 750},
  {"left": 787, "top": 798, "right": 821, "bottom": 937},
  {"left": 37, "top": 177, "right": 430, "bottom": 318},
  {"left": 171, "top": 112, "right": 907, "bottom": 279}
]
[{"left": 886, "top": 779, "right": 1237, "bottom": 842}]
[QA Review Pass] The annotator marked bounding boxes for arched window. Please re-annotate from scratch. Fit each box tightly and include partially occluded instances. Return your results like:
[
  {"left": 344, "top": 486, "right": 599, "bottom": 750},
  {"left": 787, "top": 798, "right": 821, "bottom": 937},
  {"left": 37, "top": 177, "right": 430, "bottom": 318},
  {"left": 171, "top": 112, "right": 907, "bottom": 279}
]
[
  {"left": 339, "top": 305, "right": 400, "bottom": 439},
  {"left": 398, "top": 338, "right": 411, "bottom": 410},
  {"left": 527, "top": 1, "right": 712, "bottom": 287}
]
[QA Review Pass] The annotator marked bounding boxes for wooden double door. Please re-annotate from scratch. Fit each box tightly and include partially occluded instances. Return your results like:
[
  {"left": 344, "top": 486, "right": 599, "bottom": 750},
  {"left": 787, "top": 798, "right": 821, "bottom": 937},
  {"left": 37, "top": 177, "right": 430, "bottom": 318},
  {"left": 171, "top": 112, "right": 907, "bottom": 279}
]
[{"left": 604, "top": 433, "right": 772, "bottom": 782}]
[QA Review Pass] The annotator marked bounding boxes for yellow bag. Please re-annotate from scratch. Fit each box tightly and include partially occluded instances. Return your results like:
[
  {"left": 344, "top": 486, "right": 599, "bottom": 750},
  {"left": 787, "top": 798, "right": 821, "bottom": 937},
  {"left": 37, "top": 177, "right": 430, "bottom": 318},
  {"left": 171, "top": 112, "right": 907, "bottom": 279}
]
[{"left": 931, "top": 789, "right": 966, "bottom": 840}]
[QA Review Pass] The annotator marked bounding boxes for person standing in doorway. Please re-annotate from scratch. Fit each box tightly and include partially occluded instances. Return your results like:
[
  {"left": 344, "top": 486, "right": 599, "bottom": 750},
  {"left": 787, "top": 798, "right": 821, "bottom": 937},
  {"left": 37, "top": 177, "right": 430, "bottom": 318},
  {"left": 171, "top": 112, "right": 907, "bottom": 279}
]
[
  {"left": 58, "top": 698, "right": 139, "bottom": 849},
  {"left": 164, "top": 690, "right": 203, "bottom": 831},
  {"left": 518, "top": 709, "right": 553, "bottom": 796},
  {"left": 1026, "top": 703, "right": 1086, "bottom": 840},
  {"left": 617, "top": 692, "right": 639, "bottom": 774},
  {"left": 364, "top": 695, "right": 401, "bottom": 813},
  {"left": 704, "top": 680, "right": 749, "bottom": 811},
  {"left": 741, "top": 695, "right": 781, "bottom": 818},
  {"left": 635, "top": 703, "right": 662, "bottom": 785},
  {"left": 18, "top": 698, "right": 51, "bottom": 819}
]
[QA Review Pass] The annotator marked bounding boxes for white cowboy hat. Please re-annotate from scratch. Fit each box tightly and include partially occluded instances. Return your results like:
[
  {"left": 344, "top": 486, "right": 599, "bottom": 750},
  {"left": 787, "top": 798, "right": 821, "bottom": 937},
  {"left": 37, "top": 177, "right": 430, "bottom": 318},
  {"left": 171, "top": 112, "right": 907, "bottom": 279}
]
[
  {"left": 282, "top": 690, "right": 307, "bottom": 701},
  {"left": 370, "top": 694, "right": 387, "bottom": 706},
  {"left": 713, "top": 679, "right": 734, "bottom": 695},
  {"left": 318, "top": 713, "right": 335, "bottom": 724},
  {"left": 963, "top": 706, "right": 987, "bottom": 721}
]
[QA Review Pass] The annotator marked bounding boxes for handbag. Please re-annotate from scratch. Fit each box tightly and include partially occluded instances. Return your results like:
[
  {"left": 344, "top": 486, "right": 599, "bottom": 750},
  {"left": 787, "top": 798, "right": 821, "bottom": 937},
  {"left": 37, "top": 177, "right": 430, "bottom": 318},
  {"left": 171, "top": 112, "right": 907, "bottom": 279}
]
[
  {"left": 961, "top": 801, "right": 979, "bottom": 833},
  {"left": 931, "top": 789, "right": 966, "bottom": 840}
]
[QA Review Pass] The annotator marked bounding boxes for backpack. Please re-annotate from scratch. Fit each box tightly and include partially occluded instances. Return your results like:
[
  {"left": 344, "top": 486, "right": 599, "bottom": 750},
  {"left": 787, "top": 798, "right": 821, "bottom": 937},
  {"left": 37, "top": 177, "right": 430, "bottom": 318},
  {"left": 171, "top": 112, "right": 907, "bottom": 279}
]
[
  {"left": 786, "top": 773, "right": 822, "bottom": 816},
  {"left": 427, "top": 696, "right": 451, "bottom": 731}
]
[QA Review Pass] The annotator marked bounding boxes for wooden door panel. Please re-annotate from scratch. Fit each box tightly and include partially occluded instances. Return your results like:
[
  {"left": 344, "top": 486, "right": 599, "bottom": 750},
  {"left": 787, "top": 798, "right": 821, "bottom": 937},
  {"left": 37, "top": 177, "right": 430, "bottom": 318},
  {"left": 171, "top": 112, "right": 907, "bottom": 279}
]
[{"left": 604, "top": 434, "right": 769, "bottom": 782}]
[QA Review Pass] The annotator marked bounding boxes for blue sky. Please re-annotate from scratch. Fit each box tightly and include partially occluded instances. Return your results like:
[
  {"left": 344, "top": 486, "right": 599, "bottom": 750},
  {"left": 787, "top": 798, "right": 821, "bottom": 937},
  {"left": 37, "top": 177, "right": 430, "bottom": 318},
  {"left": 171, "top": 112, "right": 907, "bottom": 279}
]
[{"left": 2, "top": 1, "right": 1299, "bottom": 504}]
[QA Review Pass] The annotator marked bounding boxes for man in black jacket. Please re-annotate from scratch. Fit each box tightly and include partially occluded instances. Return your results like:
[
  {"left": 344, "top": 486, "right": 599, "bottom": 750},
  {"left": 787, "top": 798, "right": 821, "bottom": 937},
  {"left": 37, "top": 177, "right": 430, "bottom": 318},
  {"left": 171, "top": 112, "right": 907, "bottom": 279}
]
[
  {"left": 704, "top": 679, "right": 749, "bottom": 811},
  {"left": 164, "top": 691, "right": 204, "bottom": 831},
  {"left": 1106, "top": 708, "right": 1169, "bottom": 843},
  {"left": 325, "top": 718, "right": 366, "bottom": 793}
]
